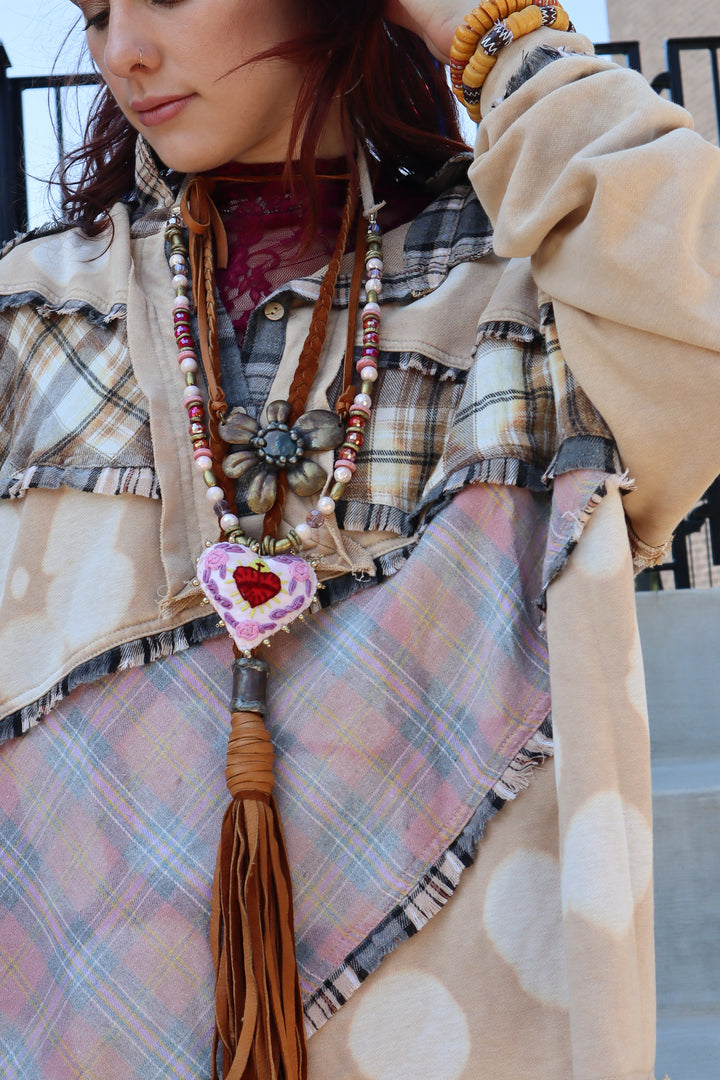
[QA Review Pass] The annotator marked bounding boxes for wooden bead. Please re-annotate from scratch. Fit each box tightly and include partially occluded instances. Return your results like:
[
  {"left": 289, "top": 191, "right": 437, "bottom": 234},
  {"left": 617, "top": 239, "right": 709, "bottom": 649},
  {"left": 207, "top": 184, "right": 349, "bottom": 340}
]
[
  {"left": 468, "top": 49, "right": 496, "bottom": 74},
  {"left": 506, "top": 4, "right": 543, "bottom": 38},
  {"left": 450, "top": 41, "right": 476, "bottom": 63},
  {"left": 455, "top": 25, "right": 479, "bottom": 47},
  {"left": 482, "top": 2, "right": 504, "bottom": 23},
  {"left": 465, "top": 9, "right": 494, "bottom": 34}
]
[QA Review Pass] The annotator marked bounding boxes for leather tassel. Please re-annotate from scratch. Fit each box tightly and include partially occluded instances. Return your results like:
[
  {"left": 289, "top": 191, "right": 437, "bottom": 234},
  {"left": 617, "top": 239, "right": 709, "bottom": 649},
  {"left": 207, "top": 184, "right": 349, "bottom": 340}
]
[{"left": 211, "top": 657, "right": 307, "bottom": 1080}]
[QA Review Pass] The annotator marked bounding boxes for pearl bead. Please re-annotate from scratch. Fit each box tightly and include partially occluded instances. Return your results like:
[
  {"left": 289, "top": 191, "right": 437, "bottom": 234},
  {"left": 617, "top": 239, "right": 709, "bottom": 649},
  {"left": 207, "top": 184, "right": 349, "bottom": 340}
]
[
  {"left": 360, "top": 366, "right": 378, "bottom": 382},
  {"left": 206, "top": 485, "right": 225, "bottom": 502},
  {"left": 172, "top": 273, "right": 189, "bottom": 289},
  {"left": 362, "top": 301, "right": 381, "bottom": 320},
  {"left": 317, "top": 496, "right": 335, "bottom": 516},
  {"left": 354, "top": 392, "right": 372, "bottom": 409},
  {"left": 295, "top": 522, "right": 314, "bottom": 546},
  {"left": 194, "top": 454, "right": 213, "bottom": 470},
  {"left": 365, "top": 256, "right": 383, "bottom": 272},
  {"left": 365, "top": 279, "right": 382, "bottom": 296},
  {"left": 180, "top": 356, "right": 198, "bottom": 374},
  {"left": 173, "top": 295, "right": 191, "bottom": 311},
  {"left": 183, "top": 385, "right": 203, "bottom": 404},
  {"left": 334, "top": 465, "right": 353, "bottom": 484},
  {"left": 220, "top": 512, "right": 240, "bottom": 532}
]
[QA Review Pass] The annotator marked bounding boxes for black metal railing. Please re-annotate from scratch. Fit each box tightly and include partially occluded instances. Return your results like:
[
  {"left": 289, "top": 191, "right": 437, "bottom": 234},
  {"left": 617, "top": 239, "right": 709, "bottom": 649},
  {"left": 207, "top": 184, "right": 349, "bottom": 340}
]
[
  {"left": 665, "top": 36, "right": 720, "bottom": 142},
  {"left": 1, "top": 37, "right": 719, "bottom": 589},
  {"left": 0, "top": 44, "right": 100, "bottom": 242}
]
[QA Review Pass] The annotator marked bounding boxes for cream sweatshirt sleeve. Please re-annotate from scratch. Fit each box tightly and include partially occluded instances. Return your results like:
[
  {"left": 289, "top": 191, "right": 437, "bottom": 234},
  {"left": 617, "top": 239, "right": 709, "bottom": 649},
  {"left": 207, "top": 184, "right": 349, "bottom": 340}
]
[{"left": 469, "top": 28, "right": 720, "bottom": 548}]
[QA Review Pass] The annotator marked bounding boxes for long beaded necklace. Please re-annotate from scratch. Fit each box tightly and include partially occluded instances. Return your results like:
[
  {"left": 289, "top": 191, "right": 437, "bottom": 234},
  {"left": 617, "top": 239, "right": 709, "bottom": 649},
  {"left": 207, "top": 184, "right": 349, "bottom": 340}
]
[
  {"left": 164, "top": 186, "right": 383, "bottom": 651},
  {"left": 163, "top": 161, "right": 384, "bottom": 1080}
]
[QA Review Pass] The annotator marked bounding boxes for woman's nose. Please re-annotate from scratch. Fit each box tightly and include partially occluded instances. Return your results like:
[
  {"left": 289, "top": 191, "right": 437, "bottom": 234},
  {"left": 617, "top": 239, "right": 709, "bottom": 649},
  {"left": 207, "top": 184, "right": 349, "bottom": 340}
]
[{"left": 103, "top": 18, "right": 158, "bottom": 79}]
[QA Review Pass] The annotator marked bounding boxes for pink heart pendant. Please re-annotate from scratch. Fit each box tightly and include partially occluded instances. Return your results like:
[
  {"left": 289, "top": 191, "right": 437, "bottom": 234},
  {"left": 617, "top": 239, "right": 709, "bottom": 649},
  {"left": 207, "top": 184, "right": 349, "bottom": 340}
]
[{"left": 197, "top": 542, "right": 317, "bottom": 650}]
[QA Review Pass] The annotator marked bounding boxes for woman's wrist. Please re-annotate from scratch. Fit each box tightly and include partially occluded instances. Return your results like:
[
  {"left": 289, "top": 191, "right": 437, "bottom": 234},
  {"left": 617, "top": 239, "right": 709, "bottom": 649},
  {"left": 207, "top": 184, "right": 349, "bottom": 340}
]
[{"left": 450, "top": 1, "right": 573, "bottom": 120}]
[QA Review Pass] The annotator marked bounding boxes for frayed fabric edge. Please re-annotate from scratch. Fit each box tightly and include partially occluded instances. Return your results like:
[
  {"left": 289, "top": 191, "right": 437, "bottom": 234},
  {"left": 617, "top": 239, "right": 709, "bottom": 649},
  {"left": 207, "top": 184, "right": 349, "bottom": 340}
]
[
  {"left": 3, "top": 464, "right": 159, "bottom": 500},
  {"left": 540, "top": 470, "right": 635, "bottom": 607},
  {"left": 0, "top": 290, "right": 126, "bottom": 326},
  {"left": 627, "top": 522, "right": 672, "bottom": 574},
  {"left": 0, "top": 614, "right": 224, "bottom": 743},
  {"left": 302, "top": 715, "right": 553, "bottom": 1036}
]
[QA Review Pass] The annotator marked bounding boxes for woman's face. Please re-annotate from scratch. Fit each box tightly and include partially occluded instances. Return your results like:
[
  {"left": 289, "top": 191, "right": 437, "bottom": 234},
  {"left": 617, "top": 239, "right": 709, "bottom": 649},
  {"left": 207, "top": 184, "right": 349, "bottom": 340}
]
[{"left": 72, "top": 0, "right": 319, "bottom": 172}]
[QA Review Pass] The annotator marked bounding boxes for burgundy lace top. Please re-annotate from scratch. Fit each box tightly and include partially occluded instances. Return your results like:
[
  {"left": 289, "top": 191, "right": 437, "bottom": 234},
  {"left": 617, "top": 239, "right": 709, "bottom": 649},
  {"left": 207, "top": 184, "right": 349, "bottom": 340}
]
[
  {"left": 212, "top": 162, "right": 351, "bottom": 344},
  {"left": 211, "top": 160, "right": 430, "bottom": 346}
]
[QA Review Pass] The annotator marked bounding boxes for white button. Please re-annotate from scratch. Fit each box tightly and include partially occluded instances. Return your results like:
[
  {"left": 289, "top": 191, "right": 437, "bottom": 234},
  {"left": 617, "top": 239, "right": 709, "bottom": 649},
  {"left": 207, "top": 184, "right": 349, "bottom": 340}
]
[{"left": 263, "top": 301, "right": 284, "bottom": 321}]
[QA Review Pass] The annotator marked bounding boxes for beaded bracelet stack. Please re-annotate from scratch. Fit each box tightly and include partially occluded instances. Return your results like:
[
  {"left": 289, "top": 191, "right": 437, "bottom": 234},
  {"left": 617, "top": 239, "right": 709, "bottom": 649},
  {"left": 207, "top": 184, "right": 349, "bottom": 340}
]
[{"left": 450, "top": 0, "right": 573, "bottom": 120}]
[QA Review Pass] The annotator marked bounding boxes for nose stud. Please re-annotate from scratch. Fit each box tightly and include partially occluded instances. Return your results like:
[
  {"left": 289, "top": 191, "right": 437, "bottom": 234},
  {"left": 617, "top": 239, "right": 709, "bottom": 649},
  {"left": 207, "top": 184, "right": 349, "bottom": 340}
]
[{"left": 138, "top": 48, "right": 144, "bottom": 68}]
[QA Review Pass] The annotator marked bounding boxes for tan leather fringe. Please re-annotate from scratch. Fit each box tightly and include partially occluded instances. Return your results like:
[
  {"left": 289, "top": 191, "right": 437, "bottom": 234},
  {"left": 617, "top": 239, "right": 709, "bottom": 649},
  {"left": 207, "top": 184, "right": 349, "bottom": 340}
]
[{"left": 211, "top": 708, "right": 307, "bottom": 1080}]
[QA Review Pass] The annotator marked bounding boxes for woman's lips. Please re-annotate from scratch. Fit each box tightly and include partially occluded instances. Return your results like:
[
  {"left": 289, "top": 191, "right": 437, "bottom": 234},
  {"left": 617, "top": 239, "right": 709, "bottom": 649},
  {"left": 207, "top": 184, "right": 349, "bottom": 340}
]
[{"left": 133, "top": 95, "right": 194, "bottom": 127}]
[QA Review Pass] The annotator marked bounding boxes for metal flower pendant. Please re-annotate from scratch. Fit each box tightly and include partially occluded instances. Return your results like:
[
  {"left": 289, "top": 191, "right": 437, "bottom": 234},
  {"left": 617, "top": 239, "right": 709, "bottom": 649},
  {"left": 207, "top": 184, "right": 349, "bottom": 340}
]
[{"left": 220, "top": 400, "right": 344, "bottom": 514}]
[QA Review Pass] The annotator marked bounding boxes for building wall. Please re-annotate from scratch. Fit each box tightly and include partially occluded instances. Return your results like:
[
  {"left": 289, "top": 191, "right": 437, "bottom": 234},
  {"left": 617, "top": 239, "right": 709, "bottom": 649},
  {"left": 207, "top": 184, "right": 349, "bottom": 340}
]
[{"left": 606, "top": 0, "right": 720, "bottom": 143}]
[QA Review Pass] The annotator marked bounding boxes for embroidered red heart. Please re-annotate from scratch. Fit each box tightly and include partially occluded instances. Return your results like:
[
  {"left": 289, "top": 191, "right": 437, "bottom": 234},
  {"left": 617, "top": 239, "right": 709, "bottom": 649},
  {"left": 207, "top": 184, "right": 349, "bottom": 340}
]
[
  {"left": 233, "top": 564, "right": 282, "bottom": 608},
  {"left": 197, "top": 542, "right": 318, "bottom": 650}
]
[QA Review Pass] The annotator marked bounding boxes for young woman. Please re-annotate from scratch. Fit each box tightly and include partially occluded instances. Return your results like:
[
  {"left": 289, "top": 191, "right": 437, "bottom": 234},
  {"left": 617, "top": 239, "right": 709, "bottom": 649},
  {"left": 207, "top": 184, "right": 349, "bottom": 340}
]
[{"left": 1, "top": 1, "right": 719, "bottom": 1077}]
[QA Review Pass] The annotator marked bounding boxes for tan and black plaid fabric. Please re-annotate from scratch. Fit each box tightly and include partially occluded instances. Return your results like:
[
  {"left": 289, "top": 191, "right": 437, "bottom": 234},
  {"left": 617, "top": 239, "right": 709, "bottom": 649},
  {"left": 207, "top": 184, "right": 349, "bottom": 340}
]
[{"left": 0, "top": 140, "right": 613, "bottom": 523}]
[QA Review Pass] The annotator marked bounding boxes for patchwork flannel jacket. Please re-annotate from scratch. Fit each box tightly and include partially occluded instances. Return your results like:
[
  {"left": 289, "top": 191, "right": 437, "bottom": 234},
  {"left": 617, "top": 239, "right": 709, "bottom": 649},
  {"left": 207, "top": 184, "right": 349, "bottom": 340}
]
[{"left": 2, "top": 29, "right": 719, "bottom": 736}]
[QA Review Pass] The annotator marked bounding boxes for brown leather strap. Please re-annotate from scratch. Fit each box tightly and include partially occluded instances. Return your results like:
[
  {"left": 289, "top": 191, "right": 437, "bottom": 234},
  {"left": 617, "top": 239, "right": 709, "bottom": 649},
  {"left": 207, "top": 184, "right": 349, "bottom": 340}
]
[
  {"left": 262, "top": 175, "right": 359, "bottom": 540},
  {"left": 180, "top": 176, "right": 229, "bottom": 425},
  {"left": 285, "top": 173, "right": 359, "bottom": 425},
  {"left": 336, "top": 213, "right": 368, "bottom": 419}
]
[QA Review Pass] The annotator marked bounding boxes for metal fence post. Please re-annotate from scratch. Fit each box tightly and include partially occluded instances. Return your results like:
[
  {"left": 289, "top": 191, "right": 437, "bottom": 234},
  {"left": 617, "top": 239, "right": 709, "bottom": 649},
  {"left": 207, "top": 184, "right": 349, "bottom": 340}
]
[{"left": 0, "top": 44, "right": 28, "bottom": 243}]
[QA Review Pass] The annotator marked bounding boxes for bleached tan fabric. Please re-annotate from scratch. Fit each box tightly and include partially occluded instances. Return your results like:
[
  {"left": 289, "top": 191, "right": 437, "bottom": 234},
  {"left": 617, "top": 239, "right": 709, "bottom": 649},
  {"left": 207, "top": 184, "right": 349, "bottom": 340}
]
[
  {"left": 474, "top": 30, "right": 720, "bottom": 546},
  {"left": 306, "top": 484, "right": 656, "bottom": 1080}
]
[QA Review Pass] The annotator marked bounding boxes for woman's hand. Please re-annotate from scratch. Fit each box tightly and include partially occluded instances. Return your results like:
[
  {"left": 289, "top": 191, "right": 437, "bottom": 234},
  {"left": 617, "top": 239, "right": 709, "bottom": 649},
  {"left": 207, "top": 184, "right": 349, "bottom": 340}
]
[{"left": 384, "top": 0, "right": 468, "bottom": 63}]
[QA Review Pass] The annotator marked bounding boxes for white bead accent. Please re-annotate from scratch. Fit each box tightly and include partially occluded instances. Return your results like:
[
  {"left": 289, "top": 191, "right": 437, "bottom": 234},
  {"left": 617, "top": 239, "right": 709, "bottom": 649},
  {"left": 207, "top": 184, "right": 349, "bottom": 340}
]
[
  {"left": 334, "top": 465, "right": 353, "bottom": 484},
  {"left": 317, "top": 496, "right": 335, "bottom": 516},
  {"left": 206, "top": 485, "right": 225, "bottom": 502},
  {"left": 220, "top": 512, "right": 240, "bottom": 532},
  {"left": 172, "top": 273, "right": 189, "bottom": 288},
  {"left": 366, "top": 256, "right": 383, "bottom": 272},
  {"left": 365, "top": 278, "right": 382, "bottom": 296},
  {"left": 295, "top": 522, "right": 314, "bottom": 547},
  {"left": 195, "top": 455, "right": 213, "bottom": 470},
  {"left": 360, "top": 366, "right": 378, "bottom": 382},
  {"left": 354, "top": 392, "right": 372, "bottom": 409},
  {"left": 180, "top": 356, "right": 198, "bottom": 373}
]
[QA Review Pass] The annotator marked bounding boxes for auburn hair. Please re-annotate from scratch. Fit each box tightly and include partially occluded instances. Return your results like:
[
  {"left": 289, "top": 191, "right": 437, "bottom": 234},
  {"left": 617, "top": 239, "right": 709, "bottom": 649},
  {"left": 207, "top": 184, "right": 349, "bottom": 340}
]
[{"left": 59, "top": 4, "right": 469, "bottom": 237}]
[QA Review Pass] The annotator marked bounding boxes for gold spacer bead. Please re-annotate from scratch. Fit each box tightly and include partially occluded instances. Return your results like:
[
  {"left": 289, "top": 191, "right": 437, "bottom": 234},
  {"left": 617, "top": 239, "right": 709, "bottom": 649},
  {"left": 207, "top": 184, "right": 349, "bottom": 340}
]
[
  {"left": 203, "top": 469, "right": 216, "bottom": 486},
  {"left": 330, "top": 481, "right": 346, "bottom": 501}
]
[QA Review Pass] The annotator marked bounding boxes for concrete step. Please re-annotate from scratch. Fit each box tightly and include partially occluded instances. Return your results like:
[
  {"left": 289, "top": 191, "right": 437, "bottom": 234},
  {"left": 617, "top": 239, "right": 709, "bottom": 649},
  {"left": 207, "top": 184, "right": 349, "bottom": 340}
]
[
  {"left": 636, "top": 590, "right": 720, "bottom": 761},
  {"left": 638, "top": 592, "right": 720, "bottom": 1076},
  {"left": 655, "top": 1011, "right": 720, "bottom": 1080},
  {"left": 652, "top": 774, "right": 720, "bottom": 1010}
]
